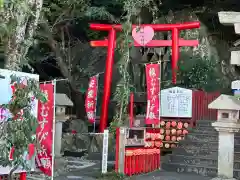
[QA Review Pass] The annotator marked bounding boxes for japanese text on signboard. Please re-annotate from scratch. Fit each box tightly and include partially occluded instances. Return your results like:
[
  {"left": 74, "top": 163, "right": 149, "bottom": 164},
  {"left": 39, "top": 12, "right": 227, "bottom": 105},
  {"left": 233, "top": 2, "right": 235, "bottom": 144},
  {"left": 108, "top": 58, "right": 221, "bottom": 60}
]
[
  {"left": 161, "top": 87, "right": 192, "bottom": 118},
  {"left": 85, "top": 75, "right": 98, "bottom": 124},
  {"left": 145, "top": 64, "right": 160, "bottom": 124},
  {"left": 36, "top": 83, "right": 54, "bottom": 176}
]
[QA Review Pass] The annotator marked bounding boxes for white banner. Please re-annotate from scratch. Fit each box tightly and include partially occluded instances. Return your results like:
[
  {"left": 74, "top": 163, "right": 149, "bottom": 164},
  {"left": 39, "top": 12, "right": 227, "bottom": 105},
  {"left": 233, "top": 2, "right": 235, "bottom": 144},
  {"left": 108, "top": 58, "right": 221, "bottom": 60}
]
[{"left": 101, "top": 129, "right": 109, "bottom": 174}]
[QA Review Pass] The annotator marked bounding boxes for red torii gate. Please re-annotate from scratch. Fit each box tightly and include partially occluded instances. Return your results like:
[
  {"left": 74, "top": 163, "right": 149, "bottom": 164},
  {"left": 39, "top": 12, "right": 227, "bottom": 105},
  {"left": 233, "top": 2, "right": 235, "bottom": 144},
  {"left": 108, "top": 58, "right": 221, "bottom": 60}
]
[{"left": 89, "top": 22, "right": 200, "bottom": 132}]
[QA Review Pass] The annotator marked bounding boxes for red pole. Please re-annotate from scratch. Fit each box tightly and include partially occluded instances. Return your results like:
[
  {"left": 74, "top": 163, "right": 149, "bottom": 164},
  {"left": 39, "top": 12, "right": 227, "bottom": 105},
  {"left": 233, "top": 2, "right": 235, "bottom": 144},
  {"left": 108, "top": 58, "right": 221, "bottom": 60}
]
[
  {"left": 172, "top": 28, "right": 179, "bottom": 84},
  {"left": 129, "top": 92, "right": 134, "bottom": 128},
  {"left": 99, "top": 28, "right": 116, "bottom": 132},
  {"left": 19, "top": 172, "right": 27, "bottom": 180}
]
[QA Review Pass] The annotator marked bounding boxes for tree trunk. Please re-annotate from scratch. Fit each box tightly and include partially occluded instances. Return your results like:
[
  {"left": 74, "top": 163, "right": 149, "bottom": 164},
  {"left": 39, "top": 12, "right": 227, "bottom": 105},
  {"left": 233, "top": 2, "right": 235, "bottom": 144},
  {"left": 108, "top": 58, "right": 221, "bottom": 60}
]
[
  {"left": 70, "top": 88, "right": 86, "bottom": 120},
  {"left": 4, "top": 0, "right": 43, "bottom": 70},
  {"left": 46, "top": 33, "right": 87, "bottom": 120}
]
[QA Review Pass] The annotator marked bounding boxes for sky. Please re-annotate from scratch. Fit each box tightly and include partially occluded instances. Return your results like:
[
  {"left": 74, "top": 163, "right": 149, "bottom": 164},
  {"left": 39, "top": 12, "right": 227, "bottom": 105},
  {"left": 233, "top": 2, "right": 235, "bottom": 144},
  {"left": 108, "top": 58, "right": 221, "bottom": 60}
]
[{"left": 0, "top": 78, "right": 12, "bottom": 105}]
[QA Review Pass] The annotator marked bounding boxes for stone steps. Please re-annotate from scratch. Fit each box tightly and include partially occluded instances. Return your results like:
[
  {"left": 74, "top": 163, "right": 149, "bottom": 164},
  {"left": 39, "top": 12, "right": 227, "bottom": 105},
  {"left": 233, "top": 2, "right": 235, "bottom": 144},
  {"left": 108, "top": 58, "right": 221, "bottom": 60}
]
[
  {"left": 173, "top": 146, "right": 217, "bottom": 156},
  {"left": 194, "top": 121, "right": 240, "bottom": 133},
  {"left": 189, "top": 125, "right": 217, "bottom": 131},
  {"left": 161, "top": 119, "right": 240, "bottom": 178},
  {"left": 186, "top": 133, "right": 240, "bottom": 144},
  {"left": 188, "top": 128, "right": 218, "bottom": 135},
  {"left": 166, "top": 154, "right": 240, "bottom": 169},
  {"left": 175, "top": 145, "right": 240, "bottom": 156},
  {"left": 195, "top": 120, "right": 215, "bottom": 127},
  {"left": 179, "top": 140, "right": 240, "bottom": 150},
  {"left": 161, "top": 162, "right": 240, "bottom": 178}
]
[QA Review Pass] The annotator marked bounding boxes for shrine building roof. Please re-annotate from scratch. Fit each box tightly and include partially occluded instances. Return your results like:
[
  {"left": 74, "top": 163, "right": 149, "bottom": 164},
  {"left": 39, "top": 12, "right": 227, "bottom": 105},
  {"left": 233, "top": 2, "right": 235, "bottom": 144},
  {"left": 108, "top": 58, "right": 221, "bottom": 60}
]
[
  {"left": 208, "top": 94, "right": 240, "bottom": 110},
  {"left": 55, "top": 93, "right": 73, "bottom": 107}
]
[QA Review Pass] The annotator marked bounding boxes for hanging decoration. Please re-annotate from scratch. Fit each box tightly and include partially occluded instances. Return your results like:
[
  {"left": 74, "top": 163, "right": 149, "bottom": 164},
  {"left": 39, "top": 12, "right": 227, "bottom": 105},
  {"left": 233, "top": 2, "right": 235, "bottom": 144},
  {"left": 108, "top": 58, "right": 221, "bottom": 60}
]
[
  {"left": 8, "top": 146, "right": 14, "bottom": 161},
  {"left": 145, "top": 64, "right": 160, "bottom": 125},
  {"left": 85, "top": 75, "right": 99, "bottom": 124},
  {"left": 132, "top": 26, "right": 154, "bottom": 46},
  {"left": 35, "top": 83, "right": 54, "bottom": 176}
]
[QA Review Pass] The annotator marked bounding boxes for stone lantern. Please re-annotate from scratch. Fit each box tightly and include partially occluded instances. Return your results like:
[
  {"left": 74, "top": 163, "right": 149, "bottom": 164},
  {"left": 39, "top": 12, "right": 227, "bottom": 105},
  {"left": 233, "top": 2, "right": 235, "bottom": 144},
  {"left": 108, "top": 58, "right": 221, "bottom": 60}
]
[
  {"left": 214, "top": 11, "right": 240, "bottom": 180},
  {"left": 54, "top": 93, "right": 73, "bottom": 157},
  {"left": 208, "top": 94, "right": 240, "bottom": 180}
]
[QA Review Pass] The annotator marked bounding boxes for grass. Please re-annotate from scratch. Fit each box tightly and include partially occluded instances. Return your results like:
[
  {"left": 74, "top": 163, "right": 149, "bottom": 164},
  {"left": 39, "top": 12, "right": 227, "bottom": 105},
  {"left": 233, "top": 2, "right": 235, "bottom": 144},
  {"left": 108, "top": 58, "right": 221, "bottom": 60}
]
[{"left": 96, "top": 171, "right": 127, "bottom": 180}]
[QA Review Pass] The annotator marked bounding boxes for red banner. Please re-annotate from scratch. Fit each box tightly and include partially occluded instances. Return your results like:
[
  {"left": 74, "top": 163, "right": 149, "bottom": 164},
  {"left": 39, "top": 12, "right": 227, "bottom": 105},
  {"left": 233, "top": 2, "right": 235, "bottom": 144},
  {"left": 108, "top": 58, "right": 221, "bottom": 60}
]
[
  {"left": 145, "top": 64, "right": 160, "bottom": 124},
  {"left": 36, "top": 83, "right": 54, "bottom": 176},
  {"left": 85, "top": 75, "right": 98, "bottom": 124}
]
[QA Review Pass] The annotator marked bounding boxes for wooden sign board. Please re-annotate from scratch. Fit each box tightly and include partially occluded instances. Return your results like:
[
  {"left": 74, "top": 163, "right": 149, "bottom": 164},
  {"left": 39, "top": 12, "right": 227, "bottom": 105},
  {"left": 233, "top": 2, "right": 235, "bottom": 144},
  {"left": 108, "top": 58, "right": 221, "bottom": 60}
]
[{"left": 161, "top": 87, "right": 192, "bottom": 118}]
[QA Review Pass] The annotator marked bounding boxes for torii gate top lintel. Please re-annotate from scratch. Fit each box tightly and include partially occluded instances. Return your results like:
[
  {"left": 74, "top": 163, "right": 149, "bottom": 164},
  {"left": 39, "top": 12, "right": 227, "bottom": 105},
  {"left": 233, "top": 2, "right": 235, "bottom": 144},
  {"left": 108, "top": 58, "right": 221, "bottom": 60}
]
[
  {"left": 90, "top": 22, "right": 200, "bottom": 31},
  {"left": 89, "top": 22, "right": 200, "bottom": 132}
]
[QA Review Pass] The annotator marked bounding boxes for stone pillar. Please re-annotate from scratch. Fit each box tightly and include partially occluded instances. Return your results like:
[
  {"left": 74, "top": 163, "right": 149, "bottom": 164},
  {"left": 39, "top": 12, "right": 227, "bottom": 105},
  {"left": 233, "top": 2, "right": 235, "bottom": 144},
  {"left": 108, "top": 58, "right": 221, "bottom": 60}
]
[
  {"left": 212, "top": 121, "right": 240, "bottom": 180},
  {"left": 232, "top": 80, "right": 240, "bottom": 96},
  {"left": 54, "top": 120, "right": 65, "bottom": 157},
  {"left": 116, "top": 127, "right": 126, "bottom": 174}
]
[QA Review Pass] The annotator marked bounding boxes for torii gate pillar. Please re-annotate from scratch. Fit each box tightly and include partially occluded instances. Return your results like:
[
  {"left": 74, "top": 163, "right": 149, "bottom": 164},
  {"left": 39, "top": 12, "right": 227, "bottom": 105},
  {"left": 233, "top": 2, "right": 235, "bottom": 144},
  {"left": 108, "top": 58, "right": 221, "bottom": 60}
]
[{"left": 90, "top": 22, "right": 200, "bottom": 132}]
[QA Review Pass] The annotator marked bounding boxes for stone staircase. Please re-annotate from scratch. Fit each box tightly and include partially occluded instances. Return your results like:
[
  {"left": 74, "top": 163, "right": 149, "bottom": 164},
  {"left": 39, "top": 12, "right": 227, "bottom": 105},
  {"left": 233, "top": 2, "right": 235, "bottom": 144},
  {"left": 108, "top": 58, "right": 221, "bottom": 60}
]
[{"left": 162, "top": 120, "right": 240, "bottom": 178}]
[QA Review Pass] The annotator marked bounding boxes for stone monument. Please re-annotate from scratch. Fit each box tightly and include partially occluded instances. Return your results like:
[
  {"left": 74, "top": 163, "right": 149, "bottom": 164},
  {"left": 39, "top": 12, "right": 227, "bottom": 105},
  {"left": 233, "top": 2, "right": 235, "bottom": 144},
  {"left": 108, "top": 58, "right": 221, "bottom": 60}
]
[
  {"left": 218, "top": 12, "right": 240, "bottom": 66},
  {"left": 209, "top": 94, "right": 240, "bottom": 180},
  {"left": 54, "top": 93, "right": 73, "bottom": 157}
]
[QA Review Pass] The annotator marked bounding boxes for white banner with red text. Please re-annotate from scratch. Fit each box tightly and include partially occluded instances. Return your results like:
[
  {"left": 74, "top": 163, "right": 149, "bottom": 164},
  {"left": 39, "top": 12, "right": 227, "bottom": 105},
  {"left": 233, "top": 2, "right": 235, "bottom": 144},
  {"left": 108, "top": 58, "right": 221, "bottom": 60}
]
[{"left": 35, "top": 83, "right": 54, "bottom": 176}]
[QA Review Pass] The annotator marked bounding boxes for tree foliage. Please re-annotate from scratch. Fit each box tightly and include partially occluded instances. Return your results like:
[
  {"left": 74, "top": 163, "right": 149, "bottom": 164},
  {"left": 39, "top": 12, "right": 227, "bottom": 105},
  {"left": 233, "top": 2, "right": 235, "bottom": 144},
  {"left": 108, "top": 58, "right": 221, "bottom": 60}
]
[
  {"left": 0, "top": 0, "right": 43, "bottom": 70},
  {"left": 177, "top": 53, "right": 224, "bottom": 92},
  {"left": 29, "top": 0, "right": 119, "bottom": 118},
  {"left": 0, "top": 0, "right": 232, "bottom": 127},
  {"left": 0, "top": 76, "right": 47, "bottom": 179}
]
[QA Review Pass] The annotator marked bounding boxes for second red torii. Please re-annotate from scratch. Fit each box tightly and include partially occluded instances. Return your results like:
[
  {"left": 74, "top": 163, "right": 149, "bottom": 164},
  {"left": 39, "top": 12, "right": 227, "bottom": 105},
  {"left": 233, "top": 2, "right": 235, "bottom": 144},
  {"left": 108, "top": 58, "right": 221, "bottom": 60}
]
[{"left": 89, "top": 22, "right": 200, "bottom": 132}]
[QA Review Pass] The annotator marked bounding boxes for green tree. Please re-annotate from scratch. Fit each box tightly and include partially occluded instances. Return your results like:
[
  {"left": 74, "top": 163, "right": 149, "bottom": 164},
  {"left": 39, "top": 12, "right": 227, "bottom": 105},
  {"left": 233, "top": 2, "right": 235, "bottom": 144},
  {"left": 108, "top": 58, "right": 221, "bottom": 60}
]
[
  {"left": 28, "top": 0, "right": 122, "bottom": 119},
  {"left": 0, "top": 0, "right": 43, "bottom": 70},
  {"left": 177, "top": 53, "right": 224, "bottom": 92},
  {"left": 0, "top": 77, "right": 47, "bottom": 180}
]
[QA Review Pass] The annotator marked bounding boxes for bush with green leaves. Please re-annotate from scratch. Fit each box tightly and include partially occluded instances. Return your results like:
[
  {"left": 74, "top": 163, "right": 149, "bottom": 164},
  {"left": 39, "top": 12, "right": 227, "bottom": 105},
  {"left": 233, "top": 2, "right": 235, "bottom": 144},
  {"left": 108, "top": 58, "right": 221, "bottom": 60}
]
[
  {"left": 0, "top": 75, "right": 47, "bottom": 179},
  {"left": 177, "top": 53, "right": 224, "bottom": 92}
]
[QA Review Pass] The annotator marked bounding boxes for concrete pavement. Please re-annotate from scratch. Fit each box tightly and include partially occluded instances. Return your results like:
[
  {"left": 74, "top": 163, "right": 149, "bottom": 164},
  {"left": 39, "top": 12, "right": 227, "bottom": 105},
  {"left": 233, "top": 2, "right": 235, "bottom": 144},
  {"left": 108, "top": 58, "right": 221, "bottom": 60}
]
[{"left": 54, "top": 162, "right": 212, "bottom": 180}]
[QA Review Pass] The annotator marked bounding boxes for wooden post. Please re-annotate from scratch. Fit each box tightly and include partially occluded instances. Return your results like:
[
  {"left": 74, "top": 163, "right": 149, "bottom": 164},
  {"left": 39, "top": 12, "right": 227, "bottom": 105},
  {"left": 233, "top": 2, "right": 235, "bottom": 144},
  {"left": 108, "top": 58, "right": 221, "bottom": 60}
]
[{"left": 116, "top": 127, "right": 126, "bottom": 174}]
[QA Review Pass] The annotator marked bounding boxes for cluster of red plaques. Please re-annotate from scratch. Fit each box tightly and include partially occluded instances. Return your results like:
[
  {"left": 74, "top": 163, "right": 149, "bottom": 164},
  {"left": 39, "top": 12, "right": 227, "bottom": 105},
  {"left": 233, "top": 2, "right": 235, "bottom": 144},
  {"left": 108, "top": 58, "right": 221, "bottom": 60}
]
[{"left": 147, "top": 121, "right": 189, "bottom": 149}]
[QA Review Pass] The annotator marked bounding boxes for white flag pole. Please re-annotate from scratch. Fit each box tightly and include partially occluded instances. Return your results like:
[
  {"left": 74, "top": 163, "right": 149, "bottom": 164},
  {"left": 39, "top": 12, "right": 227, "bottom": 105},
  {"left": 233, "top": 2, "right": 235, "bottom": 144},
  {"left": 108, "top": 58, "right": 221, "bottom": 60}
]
[
  {"left": 51, "top": 79, "right": 56, "bottom": 179},
  {"left": 158, "top": 61, "right": 161, "bottom": 127},
  {"left": 94, "top": 74, "right": 99, "bottom": 133}
]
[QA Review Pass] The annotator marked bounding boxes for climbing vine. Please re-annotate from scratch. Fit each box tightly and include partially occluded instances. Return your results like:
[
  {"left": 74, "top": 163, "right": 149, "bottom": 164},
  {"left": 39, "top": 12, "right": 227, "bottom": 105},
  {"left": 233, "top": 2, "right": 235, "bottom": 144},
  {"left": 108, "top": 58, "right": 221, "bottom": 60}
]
[
  {"left": 110, "top": 0, "right": 157, "bottom": 132},
  {"left": 0, "top": 75, "right": 47, "bottom": 179}
]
